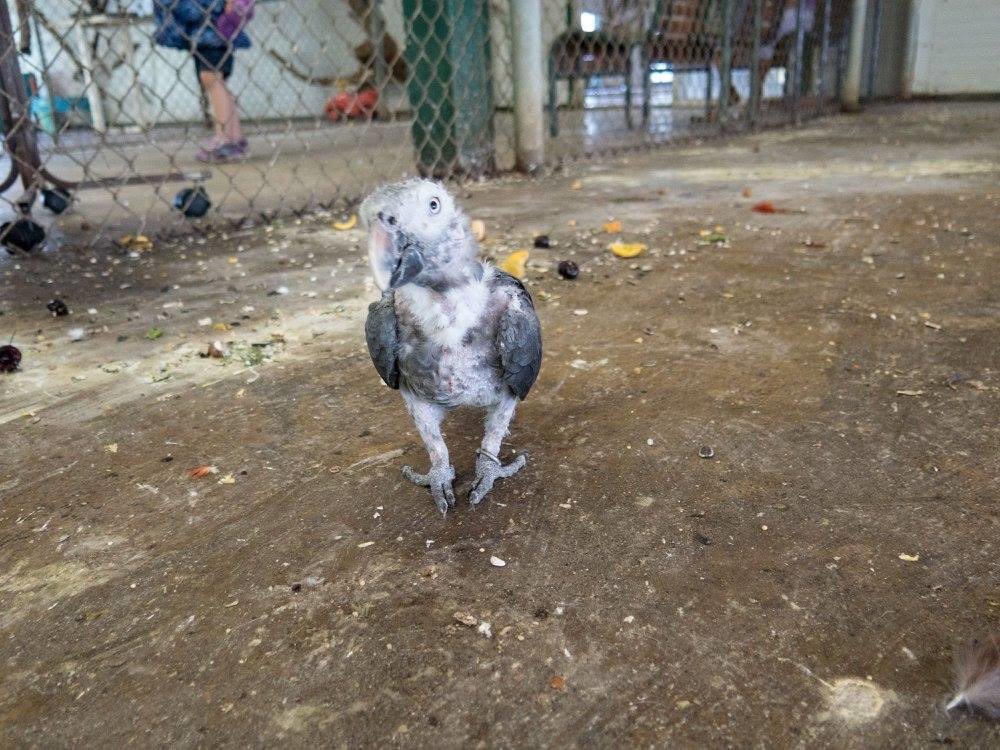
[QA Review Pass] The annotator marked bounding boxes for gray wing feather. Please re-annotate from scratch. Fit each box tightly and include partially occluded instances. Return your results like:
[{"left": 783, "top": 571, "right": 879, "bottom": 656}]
[
  {"left": 365, "top": 292, "right": 400, "bottom": 389},
  {"left": 494, "top": 272, "right": 542, "bottom": 399}
]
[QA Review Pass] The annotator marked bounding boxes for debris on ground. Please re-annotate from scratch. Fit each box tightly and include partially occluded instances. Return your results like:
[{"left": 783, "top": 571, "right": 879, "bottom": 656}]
[
  {"left": 145, "top": 327, "right": 165, "bottom": 340},
  {"left": 751, "top": 200, "right": 793, "bottom": 214},
  {"left": 470, "top": 219, "right": 486, "bottom": 241},
  {"left": 490, "top": 555, "right": 506, "bottom": 567},
  {"left": 189, "top": 465, "right": 219, "bottom": 479},
  {"left": 550, "top": 675, "right": 566, "bottom": 690},
  {"left": 1, "top": 218, "right": 45, "bottom": 252},
  {"left": 47, "top": 299, "right": 69, "bottom": 317},
  {"left": 0, "top": 343, "right": 21, "bottom": 372},
  {"left": 118, "top": 234, "right": 154, "bottom": 252},
  {"left": 698, "top": 446, "right": 715, "bottom": 459},
  {"left": 557, "top": 260, "right": 579, "bottom": 279},
  {"left": 453, "top": 612, "right": 477, "bottom": 627},
  {"left": 332, "top": 215, "right": 358, "bottom": 231},
  {"left": 602, "top": 219, "right": 623, "bottom": 233},
  {"left": 174, "top": 187, "right": 211, "bottom": 218},
  {"left": 533, "top": 235, "right": 552, "bottom": 249},
  {"left": 203, "top": 341, "right": 229, "bottom": 359},
  {"left": 697, "top": 228, "right": 728, "bottom": 245},
  {"left": 67, "top": 327, "right": 85, "bottom": 342}
]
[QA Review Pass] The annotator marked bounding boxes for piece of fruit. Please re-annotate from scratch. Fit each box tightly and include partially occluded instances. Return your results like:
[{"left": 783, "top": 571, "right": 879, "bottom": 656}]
[
  {"left": 499, "top": 250, "right": 529, "bottom": 279},
  {"left": 608, "top": 242, "right": 646, "bottom": 258},
  {"left": 602, "top": 219, "right": 622, "bottom": 233}
]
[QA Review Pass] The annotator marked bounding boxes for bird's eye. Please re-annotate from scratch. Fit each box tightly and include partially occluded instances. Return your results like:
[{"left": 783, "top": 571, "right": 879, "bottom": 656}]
[{"left": 429, "top": 197, "right": 441, "bottom": 215}]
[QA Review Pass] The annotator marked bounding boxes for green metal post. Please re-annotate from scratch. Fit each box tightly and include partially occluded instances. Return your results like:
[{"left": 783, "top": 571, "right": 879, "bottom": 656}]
[{"left": 403, "top": 0, "right": 495, "bottom": 178}]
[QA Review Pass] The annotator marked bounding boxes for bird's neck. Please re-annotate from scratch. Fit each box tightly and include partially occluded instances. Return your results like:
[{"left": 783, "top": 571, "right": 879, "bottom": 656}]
[{"left": 421, "top": 261, "right": 484, "bottom": 293}]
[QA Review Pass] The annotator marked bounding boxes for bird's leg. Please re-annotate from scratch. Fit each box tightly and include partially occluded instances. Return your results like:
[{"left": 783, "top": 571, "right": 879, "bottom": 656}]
[
  {"left": 400, "top": 392, "right": 456, "bottom": 515},
  {"left": 469, "top": 393, "right": 527, "bottom": 506}
]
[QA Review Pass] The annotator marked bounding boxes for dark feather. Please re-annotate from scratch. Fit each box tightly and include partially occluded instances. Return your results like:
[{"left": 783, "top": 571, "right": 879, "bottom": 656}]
[
  {"left": 492, "top": 270, "right": 542, "bottom": 400},
  {"left": 365, "top": 292, "right": 400, "bottom": 389},
  {"left": 947, "top": 634, "right": 1000, "bottom": 719}
]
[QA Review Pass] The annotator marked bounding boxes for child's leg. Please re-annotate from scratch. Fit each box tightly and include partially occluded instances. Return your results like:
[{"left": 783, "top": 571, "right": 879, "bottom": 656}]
[
  {"left": 199, "top": 69, "right": 233, "bottom": 140},
  {"left": 221, "top": 83, "right": 243, "bottom": 144}
]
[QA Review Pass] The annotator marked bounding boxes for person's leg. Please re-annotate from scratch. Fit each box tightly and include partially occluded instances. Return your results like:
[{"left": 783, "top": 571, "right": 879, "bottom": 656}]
[
  {"left": 221, "top": 84, "right": 243, "bottom": 144},
  {"left": 199, "top": 69, "right": 235, "bottom": 140},
  {"left": 217, "top": 52, "right": 244, "bottom": 145},
  {"left": 196, "top": 50, "right": 247, "bottom": 161}
]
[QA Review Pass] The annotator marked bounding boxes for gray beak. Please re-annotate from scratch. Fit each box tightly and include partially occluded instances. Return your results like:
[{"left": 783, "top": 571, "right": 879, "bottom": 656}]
[{"left": 389, "top": 244, "right": 424, "bottom": 288}]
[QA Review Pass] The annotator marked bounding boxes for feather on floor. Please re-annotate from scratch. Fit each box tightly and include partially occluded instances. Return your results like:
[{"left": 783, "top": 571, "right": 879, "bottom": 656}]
[{"left": 947, "top": 634, "right": 1000, "bottom": 719}]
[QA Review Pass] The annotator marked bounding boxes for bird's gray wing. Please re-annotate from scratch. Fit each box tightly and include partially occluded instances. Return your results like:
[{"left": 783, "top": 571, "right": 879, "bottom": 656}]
[
  {"left": 365, "top": 292, "right": 400, "bottom": 389},
  {"left": 493, "top": 271, "right": 542, "bottom": 400}
]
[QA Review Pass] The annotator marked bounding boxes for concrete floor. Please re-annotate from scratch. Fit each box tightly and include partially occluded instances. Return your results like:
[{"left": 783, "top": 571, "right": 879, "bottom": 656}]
[{"left": 1, "top": 101, "right": 998, "bottom": 747}]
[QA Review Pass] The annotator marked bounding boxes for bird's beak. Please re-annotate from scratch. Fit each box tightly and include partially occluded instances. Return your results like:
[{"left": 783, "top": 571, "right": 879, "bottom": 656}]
[{"left": 389, "top": 244, "right": 424, "bottom": 288}]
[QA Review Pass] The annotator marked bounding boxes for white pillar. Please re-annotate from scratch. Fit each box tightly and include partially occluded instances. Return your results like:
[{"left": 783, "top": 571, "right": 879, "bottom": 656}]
[
  {"left": 510, "top": 0, "right": 545, "bottom": 172},
  {"left": 841, "top": 0, "right": 869, "bottom": 111}
]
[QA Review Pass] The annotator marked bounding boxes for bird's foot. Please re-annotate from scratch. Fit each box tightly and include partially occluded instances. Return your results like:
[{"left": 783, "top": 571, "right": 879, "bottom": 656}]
[
  {"left": 469, "top": 450, "right": 527, "bottom": 506},
  {"left": 402, "top": 463, "right": 456, "bottom": 516}
]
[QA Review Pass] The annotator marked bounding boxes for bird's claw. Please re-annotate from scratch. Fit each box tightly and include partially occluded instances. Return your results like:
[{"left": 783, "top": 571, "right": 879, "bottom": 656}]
[
  {"left": 469, "top": 451, "right": 527, "bottom": 506},
  {"left": 402, "top": 464, "right": 456, "bottom": 516}
]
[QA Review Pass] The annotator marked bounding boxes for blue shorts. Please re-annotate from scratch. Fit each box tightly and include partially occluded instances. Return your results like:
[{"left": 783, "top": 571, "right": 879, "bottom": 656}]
[{"left": 193, "top": 47, "right": 235, "bottom": 79}]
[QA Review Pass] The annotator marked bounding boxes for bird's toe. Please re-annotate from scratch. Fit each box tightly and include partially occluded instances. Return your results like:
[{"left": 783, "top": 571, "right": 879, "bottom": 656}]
[{"left": 468, "top": 452, "right": 527, "bottom": 506}]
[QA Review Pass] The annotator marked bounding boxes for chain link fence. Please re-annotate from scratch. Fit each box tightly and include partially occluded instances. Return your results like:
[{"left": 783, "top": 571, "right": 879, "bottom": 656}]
[{"left": 0, "top": 0, "right": 853, "bottom": 250}]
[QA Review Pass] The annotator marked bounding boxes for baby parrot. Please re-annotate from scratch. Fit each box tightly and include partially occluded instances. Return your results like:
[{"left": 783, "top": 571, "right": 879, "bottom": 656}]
[{"left": 360, "top": 179, "right": 542, "bottom": 515}]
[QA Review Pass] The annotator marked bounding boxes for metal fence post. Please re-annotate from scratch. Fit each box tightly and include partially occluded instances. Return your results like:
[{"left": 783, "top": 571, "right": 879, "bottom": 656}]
[
  {"left": 817, "top": 0, "right": 832, "bottom": 106},
  {"left": 370, "top": 0, "right": 390, "bottom": 120},
  {"left": 866, "top": 0, "right": 883, "bottom": 98},
  {"left": 719, "top": 0, "right": 732, "bottom": 129},
  {"left": 791, "top": 0, "right": 805, "bottom": 124},
  {"left": 841, "top": 0, "right": 868, "bottom": 111},
  {"left": 749, "top": 0, "right": 762, "bottom": 130},
  {"left": 510, "top": 0, "right": 545, "bottom": 171}
]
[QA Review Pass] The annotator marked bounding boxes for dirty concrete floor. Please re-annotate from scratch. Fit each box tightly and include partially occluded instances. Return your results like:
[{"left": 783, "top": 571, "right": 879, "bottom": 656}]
[{"left": 1, "top": 102, "right": 998, "bottom": 748}]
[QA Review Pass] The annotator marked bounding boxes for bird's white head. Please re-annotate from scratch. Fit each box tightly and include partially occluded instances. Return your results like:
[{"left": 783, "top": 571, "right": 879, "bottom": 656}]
[{"left": 360, "top": 179, "right": 477, "bottom": 291}]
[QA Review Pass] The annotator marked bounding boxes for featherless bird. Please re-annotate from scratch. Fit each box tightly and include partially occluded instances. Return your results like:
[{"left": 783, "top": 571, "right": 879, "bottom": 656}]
[{"left": 360, "top": 179, "right": 542, "bottom": 515}]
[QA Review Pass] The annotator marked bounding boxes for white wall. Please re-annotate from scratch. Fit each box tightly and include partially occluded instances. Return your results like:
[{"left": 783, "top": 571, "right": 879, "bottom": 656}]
[{"left": 907, "top": 0, "right": 1000, "bottom": 95}]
